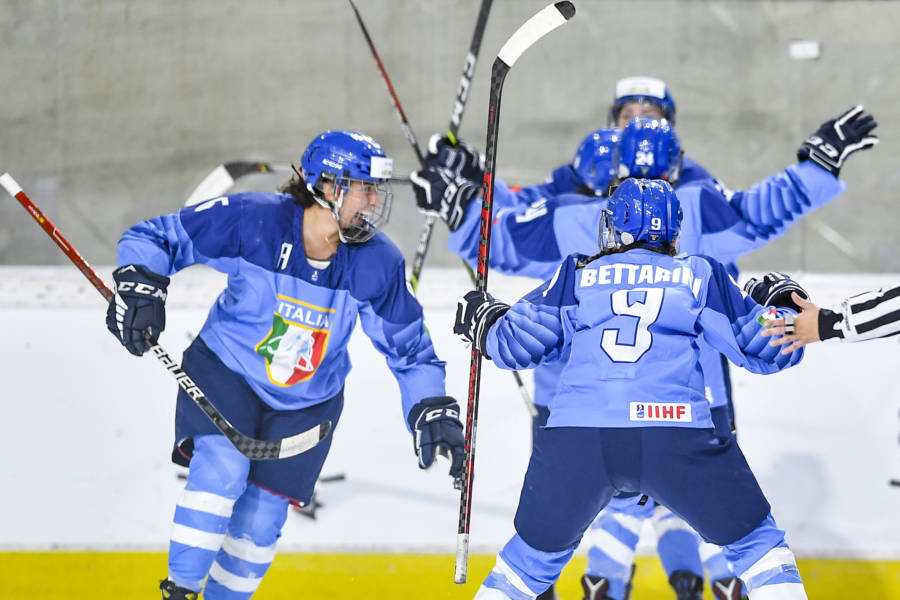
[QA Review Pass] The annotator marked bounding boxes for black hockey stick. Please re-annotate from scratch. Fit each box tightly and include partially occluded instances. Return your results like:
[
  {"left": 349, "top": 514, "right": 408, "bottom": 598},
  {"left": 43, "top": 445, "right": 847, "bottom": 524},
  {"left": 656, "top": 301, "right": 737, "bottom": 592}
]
[
  {"left": 0, "top": 172, "right": 331, "bottom": 461},
  {"left": 348, "top": 0, "right": 428, "bottom": 166},
  {"left": 409, "top": 0, "right": 493, "bottom": 295},
  {"left": 454, "top": 1, "right": 575, "bottom": 584},
  {"left": 347, "top": 0, "right": 537, "bottom": 418}
]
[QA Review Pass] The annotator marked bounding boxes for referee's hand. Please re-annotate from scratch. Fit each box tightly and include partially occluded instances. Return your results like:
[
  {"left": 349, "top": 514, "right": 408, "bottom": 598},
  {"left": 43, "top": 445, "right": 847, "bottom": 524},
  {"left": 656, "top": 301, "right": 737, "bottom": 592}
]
[{"left": 760, "top": 292, "right": 820, "bottom": 353}]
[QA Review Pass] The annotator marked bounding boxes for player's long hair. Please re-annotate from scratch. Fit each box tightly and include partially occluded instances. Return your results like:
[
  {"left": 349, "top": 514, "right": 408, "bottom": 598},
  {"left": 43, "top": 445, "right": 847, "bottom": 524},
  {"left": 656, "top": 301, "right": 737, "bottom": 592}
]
[
  {"left": 576, "top": 241, "right": 678, "bottom": 269},
  {"left": 279, "top": 167, "right": 317, "bottom": 208}
]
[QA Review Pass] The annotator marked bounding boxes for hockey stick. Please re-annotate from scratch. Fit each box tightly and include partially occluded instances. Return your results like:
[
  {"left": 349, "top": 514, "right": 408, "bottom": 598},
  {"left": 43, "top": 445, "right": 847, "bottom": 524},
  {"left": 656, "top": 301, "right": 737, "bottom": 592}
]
[
  {"left": 184, "top": 161, "right": 412, "bottom": 207},
  {"left": 347, "top": 0, "right": 537, "bottom": 417},
  {"left": 184, "top": 161, "right": 278, "bottom": 206},
  {"left": 0, "top": 172, "right": 331, "bottom": 461},
  {"left": 454, "top": 1, "right": 575, "bottom": 584},
  {"left": 409, "top": 0, "right": 493, "bottom": 295}
]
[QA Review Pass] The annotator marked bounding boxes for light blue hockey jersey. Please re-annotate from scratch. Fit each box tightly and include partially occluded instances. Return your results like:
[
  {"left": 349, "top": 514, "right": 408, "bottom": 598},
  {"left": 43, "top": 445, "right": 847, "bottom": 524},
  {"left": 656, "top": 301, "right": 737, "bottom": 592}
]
[
  {"left": 484, "top": 250, "right": 803, "bottom": 429},
  {"left": 449, "top": 160, "right": 843, "bottom": 408},
  {"left": 117, "top": 192, "right": 446, "bottom": 420}
]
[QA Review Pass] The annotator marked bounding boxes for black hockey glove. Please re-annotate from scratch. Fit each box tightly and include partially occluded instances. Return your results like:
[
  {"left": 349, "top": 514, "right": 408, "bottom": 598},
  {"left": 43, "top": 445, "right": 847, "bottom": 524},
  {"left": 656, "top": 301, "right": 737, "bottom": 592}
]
[
  {"left": 407, "top": 396, "right": 465, "bottom": 480},
  {"left": 410, "top": 166, "right": 480, "bottom": 231},
  {"left": 454, "top": 290, "right": 510, "bottom": 357},
  {"left": 743, "top": 272, "right": 809, "bottom": 312},
  {"left": 426, "top": 133, "right": 485, "bottom": 183},
  {"left": 797, "top": 105, "right": 878, "bottom": 177},
  {"left": 106, "top": 264, "right": 170, "bottom": 356}
]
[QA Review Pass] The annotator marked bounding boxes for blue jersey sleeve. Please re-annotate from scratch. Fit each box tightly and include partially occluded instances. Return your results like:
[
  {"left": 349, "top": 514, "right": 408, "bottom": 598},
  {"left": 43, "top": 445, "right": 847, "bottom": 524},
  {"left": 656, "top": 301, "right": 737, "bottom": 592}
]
[
  {"left": 678, "top": 161, "right": 846, "bottom": 264},
  {"left": 448, "top": 182, "right": 602, "bottom": 280},
  {"left": 696, "top": 256, "right": 803, "bottom": 374},
  {"left": 484, "top": 255, "right": 582, "bottom": 370},
  {"left": 351, "top": 242, "right": 447, "bottom": 427},
  {"left": 117, "top": 193, "right": 275, "bottom": 275}
]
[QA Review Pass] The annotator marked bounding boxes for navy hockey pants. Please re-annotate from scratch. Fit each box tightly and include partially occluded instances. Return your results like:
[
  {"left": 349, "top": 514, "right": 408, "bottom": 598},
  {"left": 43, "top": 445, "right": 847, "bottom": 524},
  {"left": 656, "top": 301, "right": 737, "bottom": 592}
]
[
  {"left": 514, "top": 426, "right": 770, "bottom": 552},
  {"left": 172, "top": 336, "right": 343, "bottom": 505}
]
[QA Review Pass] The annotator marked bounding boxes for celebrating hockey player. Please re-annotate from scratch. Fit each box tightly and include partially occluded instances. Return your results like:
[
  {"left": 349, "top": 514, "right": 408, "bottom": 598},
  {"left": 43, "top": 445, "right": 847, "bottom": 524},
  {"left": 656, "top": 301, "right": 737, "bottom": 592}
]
[
  {"left": 105, "top": 130, "right": 465, "bottom": 599},
  {"left": 454, "top": 178, "right": 810, "bottom": 600},
  {"left": 411, "top": 81, "right": 877, "bottom": 599}
]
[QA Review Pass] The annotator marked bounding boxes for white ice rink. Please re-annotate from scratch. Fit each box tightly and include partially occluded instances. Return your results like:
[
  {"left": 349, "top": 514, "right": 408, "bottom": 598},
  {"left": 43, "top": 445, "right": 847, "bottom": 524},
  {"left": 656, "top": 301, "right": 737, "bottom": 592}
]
[{"left": 1, "top": 266, "right": 898, "bottom": 558}]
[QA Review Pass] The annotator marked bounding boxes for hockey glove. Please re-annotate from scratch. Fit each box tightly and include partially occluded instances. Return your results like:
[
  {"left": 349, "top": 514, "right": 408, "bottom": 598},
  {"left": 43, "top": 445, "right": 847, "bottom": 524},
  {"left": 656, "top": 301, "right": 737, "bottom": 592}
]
[
  {"left": 797, "top": 105, "right": 878, "bottom": 177},
  {"left": 743, "top": 272, "right": 809, "bottom": 312},
  {"left": 454, "top": 290, "right": 510, "bottom": 357},
  {"left": 410, "top": 166, "right": 480, "bottom": 231},
  {"left": 106, "top": 264, "right": 170, "bottom": 356},
  {"left": 426, "top": 133, "right": 485, "bottom": 183},
  {"left": 408, "top": 396, "right": 465, "bottom": 479}
]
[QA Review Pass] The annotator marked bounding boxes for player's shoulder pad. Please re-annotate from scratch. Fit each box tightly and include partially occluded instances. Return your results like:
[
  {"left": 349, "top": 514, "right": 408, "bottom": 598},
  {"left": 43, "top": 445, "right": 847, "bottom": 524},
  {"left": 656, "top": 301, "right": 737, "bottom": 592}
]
[
  {"left": 679, "top": 156, "right": 714, "bottom": 186},
  {"left": 523, "top": 253, "right": 584, "bottom": 307},
  {"left": 690, "top": 253, "right": 743, "bottom": 304}
]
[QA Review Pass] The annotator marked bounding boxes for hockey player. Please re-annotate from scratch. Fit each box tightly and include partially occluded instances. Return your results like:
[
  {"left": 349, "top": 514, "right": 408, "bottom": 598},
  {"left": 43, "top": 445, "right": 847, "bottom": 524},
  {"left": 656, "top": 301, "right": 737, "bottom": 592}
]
[
  {"left": 759, "top": 280, "right": 900, "bottom": 349},
  {"left": 412, "top": 104, "right": 877, "bottom": 600},
  {"left": 454, "top": 178, "right": 811, "bottom": 600},
  {"left": 105, "top": 130, "right": 465, "bottom": 599}
]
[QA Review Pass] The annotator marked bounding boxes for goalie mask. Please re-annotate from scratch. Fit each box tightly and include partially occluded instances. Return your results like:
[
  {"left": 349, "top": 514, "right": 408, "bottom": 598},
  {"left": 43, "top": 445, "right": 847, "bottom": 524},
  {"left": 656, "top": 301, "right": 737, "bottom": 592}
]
[
  {"left": 599, "top": 178, "right": 682, "bottom": 251},
  {"left": 572, "top": 128, "right": 619, "bottom": 196},
  {"left": 612, "top": 117, "right": 683, "bottom": 185},
  {"left": 300, "top": 130, "right": 394, "bottom": 244}
]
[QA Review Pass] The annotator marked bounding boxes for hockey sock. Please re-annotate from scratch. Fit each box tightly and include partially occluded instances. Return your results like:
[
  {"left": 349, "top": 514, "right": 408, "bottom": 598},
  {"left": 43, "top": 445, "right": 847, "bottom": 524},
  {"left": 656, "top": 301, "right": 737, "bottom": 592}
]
[
  {"left": 168, "top": 435, "right": 250, "bottom": 591},
  {"left": 202, "top": 483, "right": 289, "bottom": 599}
]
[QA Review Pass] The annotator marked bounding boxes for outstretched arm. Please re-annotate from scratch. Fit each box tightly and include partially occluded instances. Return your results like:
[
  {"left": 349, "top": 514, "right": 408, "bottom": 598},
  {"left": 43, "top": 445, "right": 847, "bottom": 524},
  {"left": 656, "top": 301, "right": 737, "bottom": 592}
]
[
  {"left": 681, "top": 106, "right": 877, "bottom": 265},
  {"left": 763, "top": 283, "right": 900, "bottom": 349},
  {"left": 454, "top": 256, "right": 581, "bottom": 370}
]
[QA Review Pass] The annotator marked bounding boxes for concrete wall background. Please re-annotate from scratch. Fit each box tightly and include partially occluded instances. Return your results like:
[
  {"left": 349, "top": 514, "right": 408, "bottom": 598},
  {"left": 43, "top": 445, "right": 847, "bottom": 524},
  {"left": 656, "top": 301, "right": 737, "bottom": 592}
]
[{"left": 2, "top": 0, "right": 898, "bottom": 273}]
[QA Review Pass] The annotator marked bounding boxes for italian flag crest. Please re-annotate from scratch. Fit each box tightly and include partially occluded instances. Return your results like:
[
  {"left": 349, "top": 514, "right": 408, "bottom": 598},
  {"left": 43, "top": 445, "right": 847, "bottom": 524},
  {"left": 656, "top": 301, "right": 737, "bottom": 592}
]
[{"left": 256, "top": 314, "right": 330, "bottom": 386}]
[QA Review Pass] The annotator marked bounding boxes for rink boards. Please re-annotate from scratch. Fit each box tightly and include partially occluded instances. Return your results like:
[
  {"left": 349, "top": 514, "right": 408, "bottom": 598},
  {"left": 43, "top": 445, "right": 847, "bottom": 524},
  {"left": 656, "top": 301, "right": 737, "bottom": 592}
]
[{"left": 1, "top": 268, "right": 899, "bottom": 598}]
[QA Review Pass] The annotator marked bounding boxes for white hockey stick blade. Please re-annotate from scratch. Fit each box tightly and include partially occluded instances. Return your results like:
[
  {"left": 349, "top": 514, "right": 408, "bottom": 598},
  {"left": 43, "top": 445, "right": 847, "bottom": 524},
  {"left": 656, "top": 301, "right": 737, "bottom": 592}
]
[
  {"left": 185, "top": 164, "right": 236, "bottom": 206},
  {"left": 0, "top": 172, "right": 23, "bottom": 197},
  {"left": 497, "top": 1, "right": 575, "bottom": 68},
  {"left": 184, "top": 161, "right": 284, "bottom": 207}
]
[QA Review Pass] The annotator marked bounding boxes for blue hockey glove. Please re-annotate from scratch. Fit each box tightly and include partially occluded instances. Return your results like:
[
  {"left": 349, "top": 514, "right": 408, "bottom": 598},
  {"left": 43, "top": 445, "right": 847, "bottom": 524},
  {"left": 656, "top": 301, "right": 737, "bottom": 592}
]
[
  {"left": 407, "top": 396, "right": 465, "bottom": 480},
  {"left": 743, "top": 272, "right": 809, "bottom": 312},
  {"left": 106, "top": 264, "right": 169, "bottom": 356},
  {"left": 410, "top": 166, "right": 480, "bottom": 231},
  {"left": 454, "top": 290, "right": 510, "bottom": 357},
  {"left": 797, "top": 105, "right": 878, "bottom": 177},
  {"left": 426, "top": 133, "right": 485, "bottom": 183}
]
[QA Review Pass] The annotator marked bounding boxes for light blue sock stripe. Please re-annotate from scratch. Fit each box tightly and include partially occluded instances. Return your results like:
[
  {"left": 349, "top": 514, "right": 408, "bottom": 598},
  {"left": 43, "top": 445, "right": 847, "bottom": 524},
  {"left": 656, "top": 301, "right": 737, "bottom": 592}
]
[
  {"left": 173, "top": 505, "right": 230, "bottom": 533},
  {"left": 215, "top": 551, "right": 272, "bottom": 579},
  {"left": 482, "top": 571, "right": 535, "bottom": 600},
  {"left": 744, "top": 563, "right": 802, "bottom": 591},
  {"left": 657, "top": 530, "right": 703, "bottom": 576},
  {"left": 168, "top": 540, "right": 216, "bottom": 592},
  {"left": 203, "top": 576, "right": 253, "bottom": 600}
]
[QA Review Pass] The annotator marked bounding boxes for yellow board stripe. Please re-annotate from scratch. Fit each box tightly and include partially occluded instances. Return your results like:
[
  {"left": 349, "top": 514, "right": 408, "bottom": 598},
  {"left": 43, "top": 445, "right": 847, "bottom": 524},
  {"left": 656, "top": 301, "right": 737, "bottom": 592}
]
[{"left": 1, "top": 552, "right": 898, "bottom": 599}]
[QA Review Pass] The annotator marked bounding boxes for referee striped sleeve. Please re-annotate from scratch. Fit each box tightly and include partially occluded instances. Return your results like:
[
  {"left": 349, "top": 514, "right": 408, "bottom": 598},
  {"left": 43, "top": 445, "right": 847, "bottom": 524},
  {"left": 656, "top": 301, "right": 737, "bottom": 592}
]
[{"left": 840, "top": 283, "right": 900, "bottom": 341}]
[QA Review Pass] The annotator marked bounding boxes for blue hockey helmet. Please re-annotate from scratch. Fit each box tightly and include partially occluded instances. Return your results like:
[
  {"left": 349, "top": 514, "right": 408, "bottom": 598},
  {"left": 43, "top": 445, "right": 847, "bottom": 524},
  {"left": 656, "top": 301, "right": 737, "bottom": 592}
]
[
  {"left": 609, "top": 76, "right": 676, "bottom": 126},
  {"left": 300, "top": 130, "right": 394, "bottom": 244},
  {"left": 612, "top": 117, "right": 683, "bottom": 185},
  {"left": 571, "top": 128, "right": 620, "bottom": 195},
  {"left": 599, "top": 178, "right": 682, "bottom": 251}
]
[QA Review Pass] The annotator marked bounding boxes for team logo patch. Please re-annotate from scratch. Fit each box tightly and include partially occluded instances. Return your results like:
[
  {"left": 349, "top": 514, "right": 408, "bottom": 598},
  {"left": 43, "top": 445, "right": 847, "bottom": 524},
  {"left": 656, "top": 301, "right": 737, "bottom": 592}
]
[
  {"left": 629, "top": 402, "right": 692, "bottom": 422},
  {"left": 255, "top": 295, "right": 334, "bottom": 386}
]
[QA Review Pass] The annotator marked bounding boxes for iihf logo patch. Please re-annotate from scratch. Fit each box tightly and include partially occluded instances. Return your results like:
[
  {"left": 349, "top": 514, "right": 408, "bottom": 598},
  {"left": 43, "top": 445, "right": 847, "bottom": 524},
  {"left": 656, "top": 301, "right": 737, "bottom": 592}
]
[{"left": 629, "top": 402, "right": 692, "bottom": 422}]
